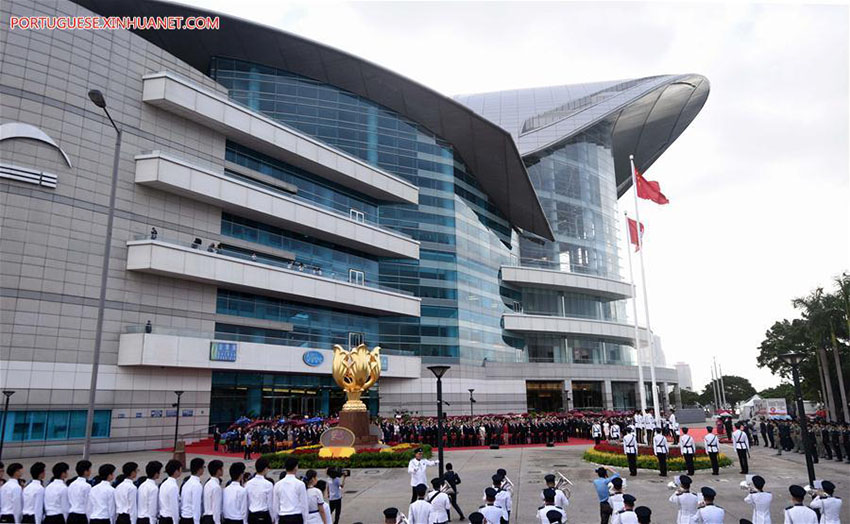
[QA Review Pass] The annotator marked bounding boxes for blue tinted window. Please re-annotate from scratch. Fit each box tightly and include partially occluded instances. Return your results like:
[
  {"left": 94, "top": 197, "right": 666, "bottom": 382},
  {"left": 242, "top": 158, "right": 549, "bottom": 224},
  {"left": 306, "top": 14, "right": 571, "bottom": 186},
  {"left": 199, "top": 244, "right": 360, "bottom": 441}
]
[{"left": 3, "top": 410, "right": 111, "bottom": 442}]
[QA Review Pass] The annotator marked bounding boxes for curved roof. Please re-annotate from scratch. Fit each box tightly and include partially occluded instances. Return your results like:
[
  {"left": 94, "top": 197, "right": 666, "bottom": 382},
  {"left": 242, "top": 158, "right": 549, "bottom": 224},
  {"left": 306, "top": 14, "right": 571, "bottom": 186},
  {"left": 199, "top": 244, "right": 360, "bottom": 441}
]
[
  {"left": 70, "top": 0, "right": 555, "bottom": 240},
  {"left": 454, "top": 74, "right": 710, "bottom": 196}
]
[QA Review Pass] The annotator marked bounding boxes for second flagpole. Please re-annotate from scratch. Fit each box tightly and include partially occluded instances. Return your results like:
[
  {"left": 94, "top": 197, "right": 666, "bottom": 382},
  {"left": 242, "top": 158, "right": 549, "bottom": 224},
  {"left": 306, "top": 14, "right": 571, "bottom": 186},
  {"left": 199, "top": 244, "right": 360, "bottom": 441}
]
[{"left": 625, "top": 211, "right": 648, "bottom": 414}]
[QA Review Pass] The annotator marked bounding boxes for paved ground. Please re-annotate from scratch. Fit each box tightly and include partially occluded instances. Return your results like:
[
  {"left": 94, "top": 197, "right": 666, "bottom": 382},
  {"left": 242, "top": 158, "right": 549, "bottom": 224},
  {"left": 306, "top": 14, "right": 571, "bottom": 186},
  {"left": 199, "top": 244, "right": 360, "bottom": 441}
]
[{"left": 8, "top": 439, "right": 849, "bottom": 523}]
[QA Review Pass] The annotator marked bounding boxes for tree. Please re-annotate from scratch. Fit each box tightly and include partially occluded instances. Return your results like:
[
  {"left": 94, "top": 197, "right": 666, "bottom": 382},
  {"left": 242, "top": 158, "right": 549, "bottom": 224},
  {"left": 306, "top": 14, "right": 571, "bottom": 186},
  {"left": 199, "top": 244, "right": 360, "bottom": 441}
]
[
  {"left": 679, "top": 389, "right": 701, "bottom": 407},
  {"left": 758, "top": 383, "right": 798, "bottom": 404},
  {"left": 698, "top": 375, "right": 757, "bottom": 407}
]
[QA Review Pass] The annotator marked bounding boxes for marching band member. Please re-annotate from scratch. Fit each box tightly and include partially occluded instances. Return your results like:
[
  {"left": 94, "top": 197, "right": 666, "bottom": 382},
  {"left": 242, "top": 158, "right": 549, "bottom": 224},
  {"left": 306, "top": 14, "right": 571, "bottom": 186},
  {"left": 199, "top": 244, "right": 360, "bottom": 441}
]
[
  {"left": 634, "top": 506, "right": 651, "bottom": 524},
  {"left": 536, "top": 489, "right": 564, "bottom": 524},
  {"left": 733, "top": 423, "right": 751, "bottom": 474},
  {"left": 679, "top": 428, "right": 696, "bottom": 476},
  {"left": 808, "top": 480, "right": 842, "bottom": 524},
  {"left": 610, "top": 494, "right": 637, "bottom": 524},
  {"left": 743, "top": 475, "right": 771, "bottom": 524},
  {"left": 609, "top": 477, "right": 625, "bottom": 513},
  {"left": 407, "top": 449, "right": 438, "bottom": 504},
  {"left": 668, "top": 475, "right": 698, "bottom": 524},
  {"left": 67, "top": 461, "right": 92, "bottom": 524},
  {"left": 703, "top": 427, "right": 720, "bottom": 476},
  {"left": 541, "top": 475, "right": 569, "bottom": 510},
  {"left": 426, "top": 478, "right": 450, "bottom": 524},
  {"left": 43, "top": 462, "right": 70, "bottom": 524},
  {"left": 22, "top": 462, "right": 46, "bottom": 524},
  {"left": 222, "top": 462, "right": 248, "bottom": 524},
  {"left": 784, "top": 485, "right": 817, "bottom": 524},
  {"left": 623, "top": 428, "right": 639, "bottom": 477},
  {"left": 407, "top": 484, "right": 431, "bottom": 524},
  {"left": 202, "top": 460, "right": 224, "bottom": 524},
  {"left": 652, "top": 428, "right": 669, "bottom": 477},
  {"left": 691, "top": 487, "right": 724, "bottom": 523},
  {"left": 87, "top": 464, "right": 117, "bottom": 524},
  {"left": 478, "top": 488, "right": 507, "bottom": 524},
  {"left": 136, "top": 461, "right": 162, "bottom": 524},
  {"left": 159, "top": 460, "right": 183, "bottom": 524},
  {"left": 114, "top": 462, "right": 138, "bottom": 524},
  {"left": 382, "top": 507, "right": 399, "bottom": 524}
]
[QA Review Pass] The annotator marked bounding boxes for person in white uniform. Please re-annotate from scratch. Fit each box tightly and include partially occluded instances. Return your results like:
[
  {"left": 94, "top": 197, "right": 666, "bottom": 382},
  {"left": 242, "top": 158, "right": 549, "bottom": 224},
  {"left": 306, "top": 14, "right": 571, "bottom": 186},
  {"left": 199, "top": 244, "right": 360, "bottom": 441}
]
[
  {"left": 67, "top": 460, "right": 92, "bottom": 524},
  {"left": 302, "top": 470, "right": 327, "bottom": 524},
  {"left": 426, "top": 478, "right": 451, "bottom": 524},
  {"left": 808, "top": 480, "right": 842, "bottom": 524},
  {"left": 610, "top": 494, "right": 638, "bottom": 524},
  {"left": 784, "top": 485, "right": 818, "bottom": 524},
  {"left": 477, "top": 488, "right": 507, "bottom": 524},
  {"left": 202, "top": 460, "right": 224, "bottom": 524},
  {"left": 743, "top": 475, "right": 772, "bottom": 524},
  {"left": 540, "top": 475, "right": 569, "bottom": 511},
  {"left": 622, "top": 428, "right": 639, "bottom": 477},
  {"left": 158, "top": 459, "right": 184, "bottom": 524},
  {"left": 679, "top": 427, "right": 697, "bottom": 476},
  {"left": 87, "top": 464, "right": 117, "bottom": 524},
  {"left": 43, "top": 462, "right": 70, "bottom": 524},
  {"left": 222, "top": 462, "right": 248, "bottom": 524},
  {"left": 653, "top": 428, "right": 669, "bottom": 477},
  {"left": 407, "top": 484, "right": 432, "bottom": 524},
  {"left": 246, "top": 458, "right": 274, "bottom": 524},
  {"left": 535, "top": 489, "right": 564, "bottom": 524},
  {"left": 669, "top": 409, "right": 680, "bottom": 444},
  {"left": 1, "top": 463, "right": 24, "bottom": 524},
  {"left": 114, "top": 462, "right": 139, "bottom": 524},
  {"left": 608, "top": 477, "right": 625, "bottom": 513},
  {"left": 271, "top": 457, "right": 308, "bottom": 524},
  {"left": 407, "top": 449, "right": 438, "bottom": 504},
  {"left": 313, "top": 481, "right": 331, "bottom": 524},
  {"left": 22, "top": 462, "right": 46, "bottom": 524},
  {"left": 668, "top": 475, "right": 698, "bottom": 524},
  {"left": 136, "top": 461, "right": 162, "bottom": 524},
  {"left": 181, "top": 458, "right": 206, "bottom": 524},
  {"left": 691, "top": 487, "right": 724, "bottom": 523},
  {"left": 733, "top": 423, "right": 751, "bottom": 474}
]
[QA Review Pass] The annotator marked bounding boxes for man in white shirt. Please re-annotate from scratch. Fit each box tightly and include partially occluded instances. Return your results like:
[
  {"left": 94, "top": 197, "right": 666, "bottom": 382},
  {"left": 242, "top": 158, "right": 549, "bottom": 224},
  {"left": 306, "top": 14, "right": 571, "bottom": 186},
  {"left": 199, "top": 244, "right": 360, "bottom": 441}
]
[
  {"left": 202, "top": 460, "right": 224, "bottom": 524},
  {"left": 743, "top": 475, "right": 772, "bottom": 524},
  {"left": 22, "top": 462, "right": 46, "bottom": 524},
  {"left": 67, "top": 460, "right": 92, "bottom": 524},
  {"left": 634, "top": 412, "right": 644, "bottom": 444},
  {"left": 407, "top": 448, "right": 438, "bottom": 504},
  {"left": 159, "top": 459, "right": 184, "bottom": 524},
  {"left": 668, "top": 475, "right": 698, "bottom": 524},
  {"left": 540, "top": 475, "right": 569, "bottom": 510},
  {"left": 535, "top": 489, "right": 564, "bottom": 524},
  {"left": 609, "top": 423, "right": 621, "bottom": 441},
  {"left": 425, "top": 478, "right": 450, "bottom": 524},
  {"left": 784, "top": 485, "right": 817, "bottom": 524},
  {"left": 669, "top": 410, "right": 680, "bottom": 444},
  {"left": 114, "top": 462, "right": 139, "bottom": 524},
  {"left": 608, "top": 477, "right": 624, "bottom": 513},
  {"left": 272, "top": 457, "right": 307, "bottom": 524},
  {"left": 137, "top": 461, "right": 162, "bottom": 524},
  {"left": 181, "top": 458, "right": 206, "bottom": 524},
  {"left": 477, "top": 488, "right": 507, "bottom": 524},
  {"left": 406, "top": 484, "right": 431, "bottom": 524},
  {"left": 87, "top": 464, "right": 117, "bottom": 524},
  {"left": 43, "top": 462, "right": 70, "bottom": 524},
  {"left": 222, "top": 463, "right": 248, "bottom": 524},
  {"left": 733, "top": 423, "right": 751, "bottom": 474},
  {"left": 610, "top": 494, "right": 637, "bottom": 524},
  {"left": 653, "top": 428, "right": 669, "bottom": 477},
  {"left": 703, "top": 427, "right": 720, "bottom": 476},
  {"left": 0, "top": 463, "right": 24, "bottom": 523},
  {"left": 644, "top": 413, "right": 656, "bottom": 446},
  {"left": 592, "top": 422, "right": 602, "bottom": 445},
  {"left": 809, "top": 480, "right": 842, "bottom": 524},
  {"left": 679, "top": 427, "right": 696, "bottom": 476},
  {"left": 691, "top": 487, "right": 725, "bottom": 523},
  {"left": 622, "top": 427, "right": 639, "bottom": 477},
  {"left": 245, "top": 458, "right": 274, "bottom": 524}
]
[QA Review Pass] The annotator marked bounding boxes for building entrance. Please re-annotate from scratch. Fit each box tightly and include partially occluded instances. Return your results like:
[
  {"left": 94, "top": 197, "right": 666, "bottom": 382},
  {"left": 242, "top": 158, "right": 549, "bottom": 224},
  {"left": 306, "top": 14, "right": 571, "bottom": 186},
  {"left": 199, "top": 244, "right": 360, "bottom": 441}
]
[{"left": 526, "top": 381, "right": 564, "bottom": 413}]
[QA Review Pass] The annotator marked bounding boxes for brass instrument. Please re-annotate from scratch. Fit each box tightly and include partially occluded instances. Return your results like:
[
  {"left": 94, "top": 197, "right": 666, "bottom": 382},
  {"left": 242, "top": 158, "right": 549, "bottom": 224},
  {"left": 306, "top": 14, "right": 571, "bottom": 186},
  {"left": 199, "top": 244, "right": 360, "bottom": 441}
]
[
  {"left": 439, "top": 482, "right": 455, "bottom": 495},
  {"left": 739, "top": 475, "right": 757, "bottom": 493},
  {"left": 500, "top": 475, "right": 514, "bottom": 492},
  {"left": 804, "top": 481, "right": 824, "bottom": 498},
  {"left": 668, "top": 475, "right": 684, "bottom": 491},
  {"left": 555, "top": 472, "right": 572, "bottom": 499},
  {"left": 332, "top": 343, "right": 381, "bottom": 412},
  {"left": 396, "top": 512, "right": 409, "bottom": 524}
]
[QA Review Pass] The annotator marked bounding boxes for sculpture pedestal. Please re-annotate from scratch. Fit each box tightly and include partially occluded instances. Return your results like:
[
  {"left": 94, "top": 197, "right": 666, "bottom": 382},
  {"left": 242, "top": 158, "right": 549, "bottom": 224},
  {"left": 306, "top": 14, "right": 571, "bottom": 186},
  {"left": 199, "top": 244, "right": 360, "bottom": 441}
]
[{"left": 338, "top": 410, "right": 380, "bottom": 448}]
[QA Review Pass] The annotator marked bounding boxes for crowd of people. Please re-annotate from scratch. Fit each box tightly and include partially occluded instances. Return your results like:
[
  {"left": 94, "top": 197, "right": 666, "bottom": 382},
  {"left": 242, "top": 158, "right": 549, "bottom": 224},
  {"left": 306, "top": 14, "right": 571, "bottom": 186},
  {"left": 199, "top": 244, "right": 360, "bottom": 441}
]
[
  {"left": 214, "top": 418, "right": 331, "bottom": 458},
  {"left": 737, "top": 418, "right": 850, "bottom": 464}
]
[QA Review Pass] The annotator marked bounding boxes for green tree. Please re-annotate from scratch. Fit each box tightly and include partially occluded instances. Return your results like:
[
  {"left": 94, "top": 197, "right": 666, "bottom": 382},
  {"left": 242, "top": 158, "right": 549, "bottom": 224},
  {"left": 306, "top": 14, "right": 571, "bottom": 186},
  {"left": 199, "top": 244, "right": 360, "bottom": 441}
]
[
  {"left": 679, "top": 389, "right": 701, "bottom": 406},
  {"left": 757, "top": 383, "right": 798, "bottom": 403},
  {"left": 697, "top": 375, "right": 757, "bottom": 407}
]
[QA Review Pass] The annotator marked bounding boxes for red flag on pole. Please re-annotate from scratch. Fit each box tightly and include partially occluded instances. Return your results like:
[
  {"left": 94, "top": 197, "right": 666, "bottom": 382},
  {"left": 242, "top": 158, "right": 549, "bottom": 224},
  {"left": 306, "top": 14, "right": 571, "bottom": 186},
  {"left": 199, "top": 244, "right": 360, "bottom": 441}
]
[
  {"left": 635, "top": 168, "right": 670, "bottom": 205},
  {"left": 627, "top": 217, "right": 645, "bottom": 251}
]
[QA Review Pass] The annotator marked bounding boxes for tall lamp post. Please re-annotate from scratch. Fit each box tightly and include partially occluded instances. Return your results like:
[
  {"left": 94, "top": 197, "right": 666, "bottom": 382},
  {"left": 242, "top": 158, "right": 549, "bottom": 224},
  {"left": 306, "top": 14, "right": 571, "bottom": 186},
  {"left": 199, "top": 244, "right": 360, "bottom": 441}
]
[
  {"left": 173, "top": 391, "right": 184, "bottom": 451},
  {"left": 468, "top": 388, "right": 476, "bottom": 417},
  {"left": 780, "top": 352, "right": 816, "bottom": 484},
  {"left": 0, "top": 391, "right": 15, "bottom": 460},
  {"left": 428, "top": 365, "right": 450, "bottom": 478},
  {"left": 82, "top": 89, "right": 122, "bottom": 460}
]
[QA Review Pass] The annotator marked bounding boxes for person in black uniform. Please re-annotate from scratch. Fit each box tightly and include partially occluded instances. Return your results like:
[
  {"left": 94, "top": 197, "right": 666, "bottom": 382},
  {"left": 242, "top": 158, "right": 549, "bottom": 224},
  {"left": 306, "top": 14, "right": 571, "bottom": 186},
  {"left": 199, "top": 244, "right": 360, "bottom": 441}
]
[
  {"left": 842, "top": 423, "right": 850, "bottom": 463},
  {"left": 443, "top": 463, "right": 464, "bottom": 522},
  {"left": 830, "top": 423, "right": 843, "bottom": 462}
]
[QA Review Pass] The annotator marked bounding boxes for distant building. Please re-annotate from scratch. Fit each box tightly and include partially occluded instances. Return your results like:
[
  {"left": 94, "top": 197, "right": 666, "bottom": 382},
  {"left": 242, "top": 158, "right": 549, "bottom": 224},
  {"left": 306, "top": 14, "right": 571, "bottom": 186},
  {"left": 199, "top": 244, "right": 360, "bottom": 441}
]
[{"left": 675, "top": 362, "right": 694, "bottom": 391}]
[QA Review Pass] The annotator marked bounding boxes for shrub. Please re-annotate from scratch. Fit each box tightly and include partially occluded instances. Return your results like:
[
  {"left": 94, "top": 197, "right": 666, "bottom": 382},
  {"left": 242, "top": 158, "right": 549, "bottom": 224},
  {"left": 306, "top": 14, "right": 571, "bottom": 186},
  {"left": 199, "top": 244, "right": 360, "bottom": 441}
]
[
  {"left": 582, "top": 447, "right": 732, "bottom": 471},
  {"left": 594, "top": 441, "right": 709, "bottom": 458},
  {"left": 262, "top": 444, "right": 432, "bottom": 469}
]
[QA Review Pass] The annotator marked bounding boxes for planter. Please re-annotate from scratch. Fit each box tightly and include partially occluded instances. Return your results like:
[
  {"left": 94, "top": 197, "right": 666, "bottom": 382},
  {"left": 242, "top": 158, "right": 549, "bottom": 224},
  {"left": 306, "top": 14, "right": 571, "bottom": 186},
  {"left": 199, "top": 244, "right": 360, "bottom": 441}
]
[
  {"left": 263, "top": 443, "right": 432, "bottom": 469},
  {"left": 583, "top": 445, "right": 732, "bottom": 471}
]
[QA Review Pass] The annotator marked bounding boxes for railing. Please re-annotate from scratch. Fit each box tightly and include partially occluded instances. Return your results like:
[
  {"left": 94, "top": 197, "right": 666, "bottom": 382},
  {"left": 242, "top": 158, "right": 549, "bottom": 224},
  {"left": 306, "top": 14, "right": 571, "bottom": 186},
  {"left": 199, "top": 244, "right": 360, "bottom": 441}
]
[
  {"left": 513, "top": 258, "right": 627, "bottom": 282},
  {"left": 132, "top": 234, "right": 414, "bottom": 296}
]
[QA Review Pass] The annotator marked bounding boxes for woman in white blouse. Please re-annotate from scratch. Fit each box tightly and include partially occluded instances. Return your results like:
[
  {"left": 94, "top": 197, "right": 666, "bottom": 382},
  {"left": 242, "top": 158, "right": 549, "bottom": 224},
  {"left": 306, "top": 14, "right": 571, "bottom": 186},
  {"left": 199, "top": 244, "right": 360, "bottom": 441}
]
[
  {"left": 315, "top": 480, "right": 332, "bottom": 524},
  {"left": 303, "top": 470, "right": 328, "bottom": 524}
]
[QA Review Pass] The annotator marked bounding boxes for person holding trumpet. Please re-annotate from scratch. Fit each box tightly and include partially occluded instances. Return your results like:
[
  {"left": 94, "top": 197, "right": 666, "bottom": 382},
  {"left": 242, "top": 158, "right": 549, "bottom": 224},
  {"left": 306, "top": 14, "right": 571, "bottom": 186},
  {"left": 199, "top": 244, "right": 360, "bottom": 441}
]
[
  {"left": 536, "top": 488, "right": 565, "bottom": 524},
  {"left": 691, "top": 487, "right": 724, "bottom": 523},
  {"left": 742, "top": 475, "right": 772, "bottom": 524},
  {"left": 541, "top": 474, "right": 570, "bottom": 511},
  {"left": 667, "top": 475, "right": 698, "bottom": 524},
  {"left": 425, "top": 478, "right": 451, "bottom": 524},
  {"left": 808, "top": 480, "right": 841, "bottom": 524}
]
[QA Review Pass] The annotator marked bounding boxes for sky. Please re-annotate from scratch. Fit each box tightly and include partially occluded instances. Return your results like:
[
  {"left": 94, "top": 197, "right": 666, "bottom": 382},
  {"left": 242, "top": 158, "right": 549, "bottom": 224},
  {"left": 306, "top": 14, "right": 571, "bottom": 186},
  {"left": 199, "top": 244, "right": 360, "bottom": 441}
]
[{"left": 182, "top": 0, "right": 849, "bottom": 391}]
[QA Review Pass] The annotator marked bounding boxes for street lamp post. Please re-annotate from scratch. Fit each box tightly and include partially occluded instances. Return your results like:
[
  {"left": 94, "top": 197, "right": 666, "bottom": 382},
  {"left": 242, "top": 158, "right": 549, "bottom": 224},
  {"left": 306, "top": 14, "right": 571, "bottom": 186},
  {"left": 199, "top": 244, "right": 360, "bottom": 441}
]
[
  {"left": 82, "top": 89, "right": 122, "bottom": 460},
  {"left": 0, "top": 391, "right": 15, "bottom": 460},
  {"left": 468, "top": 388, "right": 476, "bottom": 417},
  {"left": 173, "top": 391, "right": 184, "bottom": 451},
  {"left": 780, "top": 352, "right": 816, "bottom": 484},
  {"left": 428, "top": 365, "right": 450, "bottom": 478}
]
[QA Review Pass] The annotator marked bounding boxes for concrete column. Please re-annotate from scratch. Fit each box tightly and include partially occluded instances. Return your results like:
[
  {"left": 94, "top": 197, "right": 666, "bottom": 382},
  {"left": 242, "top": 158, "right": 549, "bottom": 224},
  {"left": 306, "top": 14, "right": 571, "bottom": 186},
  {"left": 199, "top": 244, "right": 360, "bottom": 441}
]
[
  {"left": 662, "top": 382, "right": 669, "bottom": 412},
  {"left": 564, "top": 379, "right": 573, "bottom": 410},
  {"left": 674, "top": 384, "right": 683, "bottom": 409},
  {"left": 603, "top": 380, "right": 613, "bottom": 410}
]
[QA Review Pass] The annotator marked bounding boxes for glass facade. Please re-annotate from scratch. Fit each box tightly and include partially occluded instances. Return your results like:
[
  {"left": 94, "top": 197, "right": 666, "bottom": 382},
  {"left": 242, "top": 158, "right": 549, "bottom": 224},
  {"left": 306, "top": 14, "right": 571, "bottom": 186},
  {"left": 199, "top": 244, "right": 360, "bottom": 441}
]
[
  {"left": 524, "top": 335, "right": 635, "bottom": 364},
  {"left": 1, "top": 410, "right": 111, "bottom": 442}
]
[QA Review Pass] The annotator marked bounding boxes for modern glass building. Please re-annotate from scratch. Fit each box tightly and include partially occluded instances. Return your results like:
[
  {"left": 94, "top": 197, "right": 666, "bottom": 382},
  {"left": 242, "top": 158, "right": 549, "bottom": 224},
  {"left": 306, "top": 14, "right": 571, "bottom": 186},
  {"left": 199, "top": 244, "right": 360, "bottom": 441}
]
[{"left": 0, "top": 0, "right": 707, "bottom": 457}]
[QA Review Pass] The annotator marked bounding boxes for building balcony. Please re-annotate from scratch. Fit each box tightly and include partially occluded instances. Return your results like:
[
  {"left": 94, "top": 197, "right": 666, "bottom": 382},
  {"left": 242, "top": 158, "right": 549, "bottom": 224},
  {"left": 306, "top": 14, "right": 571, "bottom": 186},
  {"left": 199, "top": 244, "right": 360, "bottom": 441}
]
[
  {"left": 126, "top": 239, "right": 420, "bottom": 317},
  {"left": 141, "top": 71, "right": 418, "bottom": 204},
  {"left": 502, "top": 313, "right": 649, "bottom": 344},
  {"left": 118, "top": 331, "right": 421, "bottom": 379},
  {"left": 135, "top": 151, "right": 418, "bottom": 260},
  {"left": 501, "top": 265, "right": 632, "bottom": 300}
]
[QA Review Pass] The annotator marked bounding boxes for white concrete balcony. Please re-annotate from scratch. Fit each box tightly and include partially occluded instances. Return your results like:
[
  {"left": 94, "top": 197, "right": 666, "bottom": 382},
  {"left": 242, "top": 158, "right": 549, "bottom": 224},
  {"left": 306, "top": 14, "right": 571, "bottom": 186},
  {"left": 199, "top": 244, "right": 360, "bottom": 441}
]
[
  {"left": 502, "top": 313, "right": 649, "bottom": 344},
  {"left": 118, "top": 332, "right": 421, "bottom": 379},
  {"left": 501, "top": 266, "right": 632, "bottom": 300},
  {"left": 126, "top": 239, "right": 420, "bottom": 317},
  {"left": 142, "top": 71, "right": 418, "bottom": 204},
  {"left": 134, "top": 151, "right": 418, "bottom": 260}
]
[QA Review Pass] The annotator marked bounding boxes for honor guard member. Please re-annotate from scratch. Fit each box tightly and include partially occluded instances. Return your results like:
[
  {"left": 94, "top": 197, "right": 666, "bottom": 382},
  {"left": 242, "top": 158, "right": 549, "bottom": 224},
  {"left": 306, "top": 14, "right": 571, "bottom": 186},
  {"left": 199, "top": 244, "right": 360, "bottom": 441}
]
[
  {"left": 159, "top": 460, "right": 184, "bottom": 524},
  {"left": 271, "top": 457, "right": 308, "bottom": 524},
  {"left": 653, "top": 428, "right": 669, "bottom": 477},
  {"left": 1, "top": 464, "right": 24, "bottom": 524},
  {"left": 137, "top": 461, "right": 162, "bottom": 524},
  {"left": 542, "top": 475, "right": 569, "bottom": 510},
  {"left": 644, "top": 413, "right": 656, "bottom": 446},
  {"left": 668, "top": 475, "right": 698, "bottom": 524},
  {"left": 743, "top": 475, "right": 772, "bottom": 524},
  {"left": 67, "top": 460, "right": 92, "bottom": 524},
  {"left": 634, "top": 506, "right": 651, "bottom": 524},
  {"left": 733, "top": 423, "right": 751, "bottom": 474},
  {"left": 22, "top": 462, "right": 46, "bottom": 524},
  {"left": 610, "top": 422, "right": 621, "bottom": 441},
  {"left": 88, "top": 464, "right": 117, "bottom": 524},
  {"left": 784, "top": 485, "right": 817, "bottom": 524},
  {"left": 382, "top": 507, "right": 399, "bottom": 524},
  {"left": 623, "top": 428, "right": 639, "bottom": 476},
  {"left": 180, "top": 458, "right": 206, "bottom": 524},
  {"left": 202, "top": 460, "right": 224, "bottom": 524},
  {"left": 114, "top": 462, "right": 139, "bottom": 524},
  {"left": 536, "top": 489, "right": 565, "bottom": 524},
  {"left": 808, "top": 480, "right": 841, "bottom": 524},
  {"left": 692, "top": 487, "right": 724, "bottom": 524},
  {"left": 427, "top": 478, "right": 451, "bottom": 524},
  {"left": 246, "top": 457, "right": 274, "bottom": 524},
  {"left": 634, "top": 412, "right": 644, "bottom": 444},
  {"left": 610, "top": 494, "right": 637, "bottom": 524},
  {"left": 479, "top": 488, "right": 508, "bottom": 524},
  {"left": 609, "top": 477, "right": 625, "bottom": 512},
  {"left": 44, "top": 462, "right": 70, "bottom": 524},
  {"left": 545, "top": 509, "right": 565, "bottom": 524},
  {"left": 407, "top": 449, "right": 438, "bottom": 504},
  {"left": 679, "top": 427, "right": 696, "bottom": 476},
  {"left": 222, "top": 463, "right": 248, "bottom": 524},
  {"left": 592, "top": 421, "right": 603, "bottom": 445},
  {"left": 703, "top": 427, "right": 721, "bottom": 475},
  {"left": 669, "top": 410, "right": 679, "bottom": 444},
  {"left": 407, "top": 484, "right": 432, "bottom": 524},
  {"left": 467, "top": 512, "right": 485, "bottom": 524}
]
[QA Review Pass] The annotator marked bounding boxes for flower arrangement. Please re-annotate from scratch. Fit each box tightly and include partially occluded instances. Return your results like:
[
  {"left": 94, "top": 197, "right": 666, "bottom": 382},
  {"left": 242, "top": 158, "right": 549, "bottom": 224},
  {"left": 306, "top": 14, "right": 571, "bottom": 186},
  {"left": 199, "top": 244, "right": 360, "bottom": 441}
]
[
  {"left": 263, "top": 444, "right": 432, "bottom": 469},
  {"left": 583, "top": 444, "right": 732, "bottom": 471},
  {"left": 593, "top": 442, "right": 709, "bottom": 458}
]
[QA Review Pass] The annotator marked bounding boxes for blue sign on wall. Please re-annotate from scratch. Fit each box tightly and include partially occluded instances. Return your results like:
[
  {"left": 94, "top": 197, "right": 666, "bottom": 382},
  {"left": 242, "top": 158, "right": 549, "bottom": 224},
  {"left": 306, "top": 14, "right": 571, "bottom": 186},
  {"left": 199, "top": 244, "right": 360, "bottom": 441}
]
[
  {"left": 381, "top": 355, "right": 389, "bottom": 372},
  {"left": 303, "top": 351, "right": 324, "bottom": 367},
  {"left": 210, "top": 341, "right": 238, "bottom": 362}
]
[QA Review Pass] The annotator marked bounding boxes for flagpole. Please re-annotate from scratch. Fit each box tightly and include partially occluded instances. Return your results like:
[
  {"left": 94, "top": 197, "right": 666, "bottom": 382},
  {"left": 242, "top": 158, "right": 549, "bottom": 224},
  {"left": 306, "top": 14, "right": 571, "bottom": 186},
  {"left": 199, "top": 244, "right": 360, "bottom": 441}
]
[
  {"left": 625, "top": 211, "right": 647, "bottom": 413},
  {"left": 711, "top": 357, "right": 720, "bottom": 412},
  {"left": 718, "top": 362, "right": 728, "bottom": 408},
  {"left": 629, "top": 154, "right": 661, "bottom": 423}
]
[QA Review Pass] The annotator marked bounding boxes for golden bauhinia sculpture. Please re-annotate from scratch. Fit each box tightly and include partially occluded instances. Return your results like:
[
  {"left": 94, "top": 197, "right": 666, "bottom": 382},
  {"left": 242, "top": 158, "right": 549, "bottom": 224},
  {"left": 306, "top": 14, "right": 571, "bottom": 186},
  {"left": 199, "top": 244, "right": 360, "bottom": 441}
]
[{"left": 332, "top": 343, "right": 381, "bottom": 412}]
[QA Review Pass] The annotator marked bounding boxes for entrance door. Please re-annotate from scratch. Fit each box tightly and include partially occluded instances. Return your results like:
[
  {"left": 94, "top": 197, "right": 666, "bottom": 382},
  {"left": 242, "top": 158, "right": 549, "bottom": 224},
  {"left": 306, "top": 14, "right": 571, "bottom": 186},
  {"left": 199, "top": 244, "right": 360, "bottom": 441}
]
[{"left": 526, "top": 381, "right": 565, "bottom": 413}]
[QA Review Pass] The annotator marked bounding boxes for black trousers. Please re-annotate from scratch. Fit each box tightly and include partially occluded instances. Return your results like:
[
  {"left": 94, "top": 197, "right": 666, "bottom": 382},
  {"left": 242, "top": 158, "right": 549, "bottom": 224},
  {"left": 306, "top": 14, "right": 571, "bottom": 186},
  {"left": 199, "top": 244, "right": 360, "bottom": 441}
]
[
  {"left": 736, "top": 448, "right": 749, "bottom": 473},
  {"left": 116, "top": 514, "right": 131, "bottom": 524},
  {"left": 22, "top": 515, "right": 36, "bottom": 523},
  {"left": 0, "top": 516, "right": 13, "bottom": 523},
  {"left": 90, "top": 520, "right": 111, "bottom": 524},
  {"left": 44, "top": 516, "right": 66, "bottom": 524},
  {"left": 68, "top": 514, "right": 88, "bottom": 524},
  {"left": 411, "top": 486, "right": 418, "bottom": 503},
  {"left": 656, "top": 453, "right": 668, "bottom": 476},
  {"left": 833, "top": 442, "right": 843, "bottom": 461},
  {"left": 225, "top": 520, "right": 244, "bottom": 524},
  {"left": 708, "top": 452, "right": 720, "bottom": 474},
  {"left": 683, "top": 453, "right": 695, "bottom": 475},
  {"left": 136, "top": 519, "right": 151, "bottom": 524},
  {"left": 599, "top": 501, "right": 612, "bottom": 524},
  {"left": 159, "top": 519, "right": 174, "bottom": 524},
  {"left": 449, "top": 492, "right": 464, "bottom": 519},
  {"left": 626, "top": 453, "right": 637, "bottom": 476},
  {"left": 180, "top": 518, "right": 196, "bottom": 524},
  {"left": 248, "top": 511, "right": 272, "bottom": 524},
  {"left": 823, "top": 441, "right": 832, "bottom": 459},
  {"left": 278, "top": 516, "right": 304, "bottom": 524},
  {"left": 328, "top": 498, "right": 341, "bottom": 524}
]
